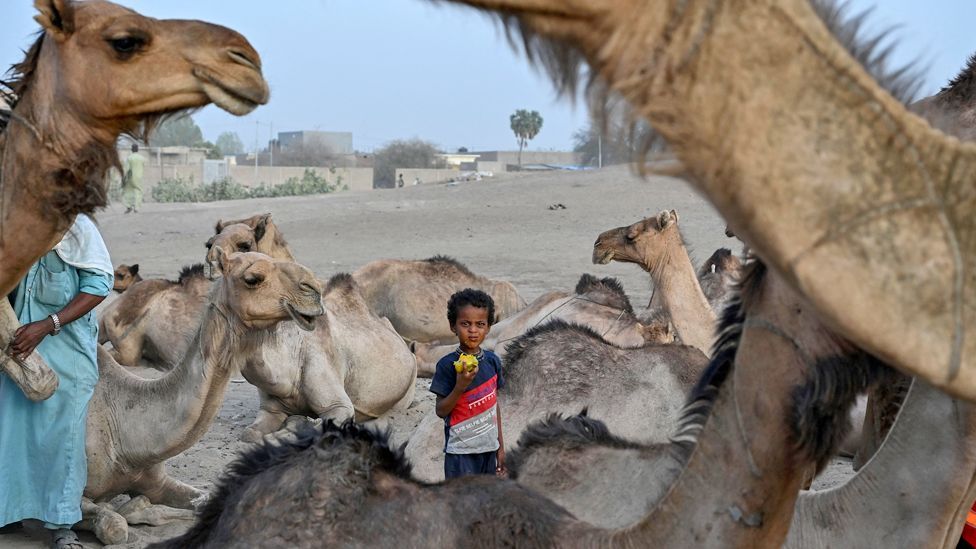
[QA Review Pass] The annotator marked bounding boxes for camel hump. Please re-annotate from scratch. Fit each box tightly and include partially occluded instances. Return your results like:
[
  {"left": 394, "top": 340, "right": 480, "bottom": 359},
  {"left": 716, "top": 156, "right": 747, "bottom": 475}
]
[
  {"left": 503, "top": 319, "right": 614, "bottom": 377},
  {"left": 325, "top": 272, "right": 357, "bottom": 292},
  {"left": 574, "top": 274, "right": 633, "bottom": 314},
  {"left": 423, "top": 255, "right": 476, "bottom": 278},
  {"left": 508, "top": 412, "right": 642, "bottom": 475},
  {"left": 176, "top": 263, "right": 206, "bottom": 285}
]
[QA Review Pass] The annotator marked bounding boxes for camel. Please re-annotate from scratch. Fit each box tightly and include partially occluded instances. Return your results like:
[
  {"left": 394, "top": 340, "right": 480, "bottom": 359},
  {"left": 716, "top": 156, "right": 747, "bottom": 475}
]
[
  {"left": 434, "top": 0, "right": 976, "bottom": 402},
  {"left": 98, "top": 264, "right": 211, "bottom": 369},
  {"left": 0, "top": 0, "right": 267, "bottom": 399},
  {"left": 112, "top": 263, "right": 143, "bottom": 293},
  {"left": 405, "top": 317, "right": 704, "bottom": 481},
  {"left": 201, "top": 214, "right": 418, "bottom": 441},
  {"left": 152, "top": 261, "right": 876, "bottom": 548},
  {"left": 410, "top": 273, "right": 672, "bottom": 376},
  {"left": 238, "top": 273, "right": 418, "bottom": 443},
  {"left": 0, "top": 0, "right": 267, "bottom": 297},
  {"left": 81, "top": 249, "right": 324, "bottom": 545},
  {"left": 697, "top": 247, "right": 741, "bottom": 313},
  {"left": 594, "top": 210, "right": 717, "bottom": 354},
  {"left": 351, "top": 256, "right": 527, "bottom": 343}
]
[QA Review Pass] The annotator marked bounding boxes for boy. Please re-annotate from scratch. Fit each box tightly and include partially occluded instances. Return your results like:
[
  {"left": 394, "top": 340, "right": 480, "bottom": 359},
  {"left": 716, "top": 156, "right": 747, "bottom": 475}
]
[{"left": 429, "top": 289, "right": 507, "bottom": 479}]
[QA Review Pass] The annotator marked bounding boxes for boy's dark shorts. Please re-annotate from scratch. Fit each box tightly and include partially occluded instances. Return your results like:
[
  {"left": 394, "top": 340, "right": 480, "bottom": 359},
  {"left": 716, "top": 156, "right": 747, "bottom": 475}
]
[{"left": 444, "top": 451, "right": 497, "bottom": 479}]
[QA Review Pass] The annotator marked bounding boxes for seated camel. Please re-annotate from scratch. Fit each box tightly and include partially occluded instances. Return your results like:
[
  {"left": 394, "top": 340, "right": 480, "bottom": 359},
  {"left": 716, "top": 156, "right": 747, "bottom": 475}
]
[
  {"left": 84, "top": 249, "right": 324, "bottom": 545},
  {"left": 352, "top": 255, "right": 527, "bottom": 343},
  {"left": 405, "top": 318, "right": 705, "bottom": 482},
  {"left": 411, "top": 273, "right": 672, "bottom": 376},
  {"left": 98, "top": 264, "right": 210, "bottom": 370},
  {"left": 112, "top": 264, "right": 143, "bottom": 293},
  {"left": 205, "top": 214, "right": 418, "bottom": 442}
]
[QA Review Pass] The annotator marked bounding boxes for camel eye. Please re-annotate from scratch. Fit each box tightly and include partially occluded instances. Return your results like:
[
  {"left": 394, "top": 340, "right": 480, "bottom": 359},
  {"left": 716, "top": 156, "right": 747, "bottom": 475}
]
[
  {"left": 238, "top": 242, "right": 252, "bottom": 252},
  {"left": 108, "top": 36, "right": 144, "bottom": 58},
  {"left": 243, "top": 274, "right": 263, "bottom": 287}
]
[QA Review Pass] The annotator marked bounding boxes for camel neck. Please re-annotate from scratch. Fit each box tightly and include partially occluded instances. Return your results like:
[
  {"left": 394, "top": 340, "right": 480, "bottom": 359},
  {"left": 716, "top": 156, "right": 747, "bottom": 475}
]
[
  {"left": 644, "top": 235, "right": 716, "bottom": 354},
  {"left": 115, "top": 301, "right": 250, "bottom": 465},
  {"left": 787, "top": 380, "right": 976, "bottom": 547}
]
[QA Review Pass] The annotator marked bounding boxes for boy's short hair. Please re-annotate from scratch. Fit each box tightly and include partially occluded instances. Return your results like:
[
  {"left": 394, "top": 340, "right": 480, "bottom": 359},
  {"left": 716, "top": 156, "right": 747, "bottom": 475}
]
[{"left": 447, "top": 288, "right": 495, "bottom": 326}]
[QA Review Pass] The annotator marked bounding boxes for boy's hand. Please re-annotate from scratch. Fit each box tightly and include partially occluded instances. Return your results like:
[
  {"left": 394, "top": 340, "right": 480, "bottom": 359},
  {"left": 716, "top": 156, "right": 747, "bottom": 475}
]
[
  {"left": 496, "top": 448, "right": 508, "bottom": 479},
  {"left": 456, "top": 364, "right": 478, "bottom": 389}
]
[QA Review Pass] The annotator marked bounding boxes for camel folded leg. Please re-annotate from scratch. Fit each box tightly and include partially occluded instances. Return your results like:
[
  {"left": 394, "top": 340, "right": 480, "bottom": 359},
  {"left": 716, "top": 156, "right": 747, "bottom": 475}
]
[
  {"left": 241, "top": 395, "right": 289, "bottom": 443},
  {"left": 116, "top": 495, "right": 196, "bottom": 525},
  {"left": 132, "top": 463, "right": 207, "bottom": 510},
  {"left": 78, "top": 498, "right": 128, "bottom": 546}
]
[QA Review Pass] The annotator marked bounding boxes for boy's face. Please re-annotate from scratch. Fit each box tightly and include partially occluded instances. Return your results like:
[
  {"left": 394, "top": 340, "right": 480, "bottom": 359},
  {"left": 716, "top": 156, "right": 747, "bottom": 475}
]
[{"left": 451, "top": 304, "right": 490, "bottom": 351}]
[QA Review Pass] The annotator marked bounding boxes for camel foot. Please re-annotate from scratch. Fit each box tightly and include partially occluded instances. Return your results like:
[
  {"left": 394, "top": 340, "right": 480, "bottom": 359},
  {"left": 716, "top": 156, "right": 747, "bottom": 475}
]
[
  {"left": 78, "top": 504, "right": 128, "bottom": 546},
  {"left": 119, "top": 495, "right": 197, "bottom": 525}
]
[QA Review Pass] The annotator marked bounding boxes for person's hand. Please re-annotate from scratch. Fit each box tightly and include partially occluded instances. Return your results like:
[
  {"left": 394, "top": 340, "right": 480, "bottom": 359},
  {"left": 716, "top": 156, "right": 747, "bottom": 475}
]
[
  {"left": 456, "top": 364, "right": 479, "bottom": 389},
  {"left": 496, "top": 448, "right": 508, "bottom": 479},
  {"left": 10, "top": 318, "right": 54, "bottom": 359}
]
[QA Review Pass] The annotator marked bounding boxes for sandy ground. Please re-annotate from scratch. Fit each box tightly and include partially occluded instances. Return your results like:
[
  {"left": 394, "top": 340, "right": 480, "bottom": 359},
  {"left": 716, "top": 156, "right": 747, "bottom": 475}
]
[{"left": 0, "top": 165, "right": 855, "bottom": 547}]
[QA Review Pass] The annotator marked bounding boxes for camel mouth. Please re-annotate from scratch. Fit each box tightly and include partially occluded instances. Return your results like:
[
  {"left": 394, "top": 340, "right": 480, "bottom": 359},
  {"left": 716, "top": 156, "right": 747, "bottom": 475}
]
[
  {"left": 593, "top": 249, "right": 614, "bottom": 265},
  {"left": 284, "top": 302, "right": 320, "bottom": 332},
  {"left": 195, "top": 69, "right": 269, "bottom": 116}
]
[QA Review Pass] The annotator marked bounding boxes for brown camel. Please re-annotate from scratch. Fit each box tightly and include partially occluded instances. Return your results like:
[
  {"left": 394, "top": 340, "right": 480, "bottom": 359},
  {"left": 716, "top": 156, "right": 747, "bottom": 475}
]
[
  {"left": 238, "top": 273, "right": 418, "bottom": 443},
  {"left": 352, "top": 256, "right": 527, "bottom": 343},
  {"left": 112, "top": 263, "right": 142, "bottom": 293},
  {"left": 410, "top": 273, "right": 672, "bottom": 376},
  {"left": 0, "top": 0, "right": 267, "bottom": 298},
  {"left": 436, "top": 0, "right": 976, "bottom": 401},
  {"left": 201, "top": 214, "right": 417, "bottom": 441},
  {"left": 406, "top": 317, "right": 704, "bottom": 481},
  {"left": 81, "top": 249, "right": 323, "bottom": 545},
  {"left": 594, "top": 210, "right": 717, "bottom": 354},
  {"left": 98, "top": 264, "right": 210, "bottom": 369},
  {"left": 151, "top": 261, "right": 876, "bottom": 548}
]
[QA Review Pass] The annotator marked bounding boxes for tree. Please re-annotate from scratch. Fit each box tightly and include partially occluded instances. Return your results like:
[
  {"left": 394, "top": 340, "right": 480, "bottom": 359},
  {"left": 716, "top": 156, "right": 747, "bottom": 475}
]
[
  {"left": 215, "top": 132, "right": 245, "bottom": 155},
  {"left": 372, "top": 139, "right": 446, "bottom": 188},
  {"left": 151, "top": 115, "right": 205, "bottom": 147},
  {"left": 509, "top": 109, "right": 543, "bottom": 166}
]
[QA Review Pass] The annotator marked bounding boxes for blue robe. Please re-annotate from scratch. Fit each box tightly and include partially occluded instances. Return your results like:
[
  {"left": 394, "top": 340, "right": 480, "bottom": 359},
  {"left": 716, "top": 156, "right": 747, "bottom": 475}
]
[{"left": 0, "top": 251, "right": 111, "bottom": 527}]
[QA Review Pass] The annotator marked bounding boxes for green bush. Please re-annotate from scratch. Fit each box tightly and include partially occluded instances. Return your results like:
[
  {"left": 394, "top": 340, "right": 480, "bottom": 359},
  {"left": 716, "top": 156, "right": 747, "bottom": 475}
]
[{"left": 151, "top": 169, "right": 345, "bottom": 203}]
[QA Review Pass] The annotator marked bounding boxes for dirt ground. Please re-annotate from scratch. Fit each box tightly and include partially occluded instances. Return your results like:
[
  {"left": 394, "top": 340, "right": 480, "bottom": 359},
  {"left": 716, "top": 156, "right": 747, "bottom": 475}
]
[{"left": 0, "top": 165, "right": 854, "bottom": 547}]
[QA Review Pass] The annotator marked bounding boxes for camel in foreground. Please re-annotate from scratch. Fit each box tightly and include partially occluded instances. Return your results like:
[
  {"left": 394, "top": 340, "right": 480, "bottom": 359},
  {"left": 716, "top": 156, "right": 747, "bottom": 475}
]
[
  {"left": 406, "top": 318, "right": 704, "bottom": 481},
  {"left": 0, "top": 0, "right": 267, "bottom": 396},
  {"left": 593, "top": 210, "right": 717, "bottom": 354},
  {"left": 81, "top": 249, "right": 324, "bottom": 545},
  {"left": 0, "top": 0, "right": 267, "bottom": 297},
  {"left": 436, "top": 0, "right": 976, "bottom": 401},
  {"left": 352, "top": 256, "right": 527, "bottom": 343},
  {"left": 411, "top": 273, "right": 670, "bottom": 376},
  {"left": 99, "top": 264, "right": 210, "bottom": 369},
  {"left": 152, "top": 262, "right": 874, "bottom": 548},
  {"left": 203, "top": 214, "right": 418, "bottom": 440}
]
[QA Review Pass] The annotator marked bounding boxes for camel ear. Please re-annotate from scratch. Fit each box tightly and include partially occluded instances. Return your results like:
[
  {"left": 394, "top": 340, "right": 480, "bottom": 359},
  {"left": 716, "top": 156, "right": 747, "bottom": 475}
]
[
  {"left": 130, "top": 264, "right": 139, "bottom": 275},
  {"left": 213, "top": 245, "right": 231, "bottom": 273},
  {"left": 34, "top": 0, "right": 75, "bottom": 41},
  {"left": 214, "top": 219, "right": 224, "bottom": 234},
  {"left": 253, "top": 214, "right": 271, "bottom": 243},
  {"left": 657, "top": 209, "right": 677, "bottom": 229}
]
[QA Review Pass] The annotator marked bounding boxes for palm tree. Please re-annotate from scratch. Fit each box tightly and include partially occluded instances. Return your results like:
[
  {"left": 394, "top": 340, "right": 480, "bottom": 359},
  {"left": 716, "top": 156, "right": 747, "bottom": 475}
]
[{"left": 510, "top": 109, "right": 544, "bottom": 166}]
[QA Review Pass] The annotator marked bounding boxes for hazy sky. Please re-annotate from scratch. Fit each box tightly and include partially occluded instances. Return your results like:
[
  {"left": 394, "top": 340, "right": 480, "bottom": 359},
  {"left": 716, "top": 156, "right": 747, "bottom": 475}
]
[{"left": 2, "top": 1, "right": 974, "bottom": 153}]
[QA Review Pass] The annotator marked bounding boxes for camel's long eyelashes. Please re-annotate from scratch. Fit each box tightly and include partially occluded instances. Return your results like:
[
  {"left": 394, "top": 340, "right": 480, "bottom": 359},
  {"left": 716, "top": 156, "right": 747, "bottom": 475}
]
[{"left": 106, "top": 33, "right": 148, "bottom": 60}]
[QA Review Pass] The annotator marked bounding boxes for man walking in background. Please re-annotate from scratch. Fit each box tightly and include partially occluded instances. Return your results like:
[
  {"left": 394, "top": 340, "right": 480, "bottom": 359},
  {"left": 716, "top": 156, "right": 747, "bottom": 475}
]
[{"left": 122, "top": 144, "right": 145, "bottom": 213}]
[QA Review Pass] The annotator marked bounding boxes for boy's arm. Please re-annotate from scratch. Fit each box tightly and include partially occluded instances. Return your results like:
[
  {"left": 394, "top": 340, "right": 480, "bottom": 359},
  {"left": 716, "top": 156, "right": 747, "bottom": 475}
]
[
  {"left": 435, "top": 367, "right": 478, "bottom": 418},
  {"left": 496, "top": 402, "right": 507, "bottom": 477}
]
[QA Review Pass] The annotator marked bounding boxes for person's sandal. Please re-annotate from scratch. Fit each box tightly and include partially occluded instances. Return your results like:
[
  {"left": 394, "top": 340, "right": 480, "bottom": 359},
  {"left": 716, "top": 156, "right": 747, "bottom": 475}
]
[{"left": 51, "top": 528, "right": 83, "bottom": 549}]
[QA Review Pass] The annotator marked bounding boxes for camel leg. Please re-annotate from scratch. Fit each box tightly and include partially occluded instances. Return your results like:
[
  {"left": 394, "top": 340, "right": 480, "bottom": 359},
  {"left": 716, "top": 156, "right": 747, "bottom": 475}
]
[
  {"left": 77, "top": 498, "right": 128, "bottom": 545},
  {"left": 109, "top": 333, "right": 144, "bottom": 367},
  {"left": 116, "top": 495, "right": 196, "bottom": 525},
  {"left": 241, "top": 393, "right": 289, "bottom": 443},
  {"left": 132, "top": 463, "right": 206, "bottom": 510},
  {"left": 306, "top": 382, "right": 355, "bottom": 424}
]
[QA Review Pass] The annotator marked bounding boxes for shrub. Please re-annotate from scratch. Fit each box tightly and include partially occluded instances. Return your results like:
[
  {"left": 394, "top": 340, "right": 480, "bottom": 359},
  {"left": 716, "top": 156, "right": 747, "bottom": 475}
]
[{"left": 151, "top": 169, "right": 345, "bottom": 203}]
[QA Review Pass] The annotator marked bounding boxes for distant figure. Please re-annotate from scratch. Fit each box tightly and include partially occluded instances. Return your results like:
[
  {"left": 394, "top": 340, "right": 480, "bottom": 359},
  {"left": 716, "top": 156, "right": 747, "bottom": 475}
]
[
  {"left": 413, "top": 177, "right": 421, "bottom": 186},
  {"left": 122, "top": 144, "right": 145, "bottom": 213},
  {"left": 397, "top": 174, "right": 405, "bottom": 188}
]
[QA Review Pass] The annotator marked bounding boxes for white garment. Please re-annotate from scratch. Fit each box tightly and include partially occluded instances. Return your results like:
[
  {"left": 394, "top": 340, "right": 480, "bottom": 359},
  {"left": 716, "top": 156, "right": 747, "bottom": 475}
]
[{"left": 53, "top": 214, "right": 113, "bottom": 276}]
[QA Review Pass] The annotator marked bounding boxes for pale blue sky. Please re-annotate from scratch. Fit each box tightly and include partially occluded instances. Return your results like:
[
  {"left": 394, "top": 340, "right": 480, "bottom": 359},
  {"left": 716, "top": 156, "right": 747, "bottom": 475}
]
[{"left": 2, "top": 1, "right": 974, "bottom": 153}]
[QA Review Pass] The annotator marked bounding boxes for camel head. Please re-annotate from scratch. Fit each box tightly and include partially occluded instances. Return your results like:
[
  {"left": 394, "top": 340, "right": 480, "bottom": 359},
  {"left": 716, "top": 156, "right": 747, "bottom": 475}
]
[
  {"left": 112, "top": 263, "right": 140, "bottom": 292},
  {"left": 23, "top": 0, "right": 269, "bottom": 141},
  {"left": 592, "top": 210, "right": 679, "bottom": 270},
  {"left": 698, "top": 248, "right": 741, "bottom": 277},
  {"left": 205, "top": 223, "right": 259, "bottom": 279},
  {"left": 210, "top": 248, "right": 324, "bottom": 332}
]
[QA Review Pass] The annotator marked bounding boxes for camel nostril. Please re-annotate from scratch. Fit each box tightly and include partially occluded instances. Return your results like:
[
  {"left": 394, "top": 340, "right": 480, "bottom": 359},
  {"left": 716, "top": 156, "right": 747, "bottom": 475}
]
[{"left": 227, "top": 48, "right": 260, "bottom": 71}]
